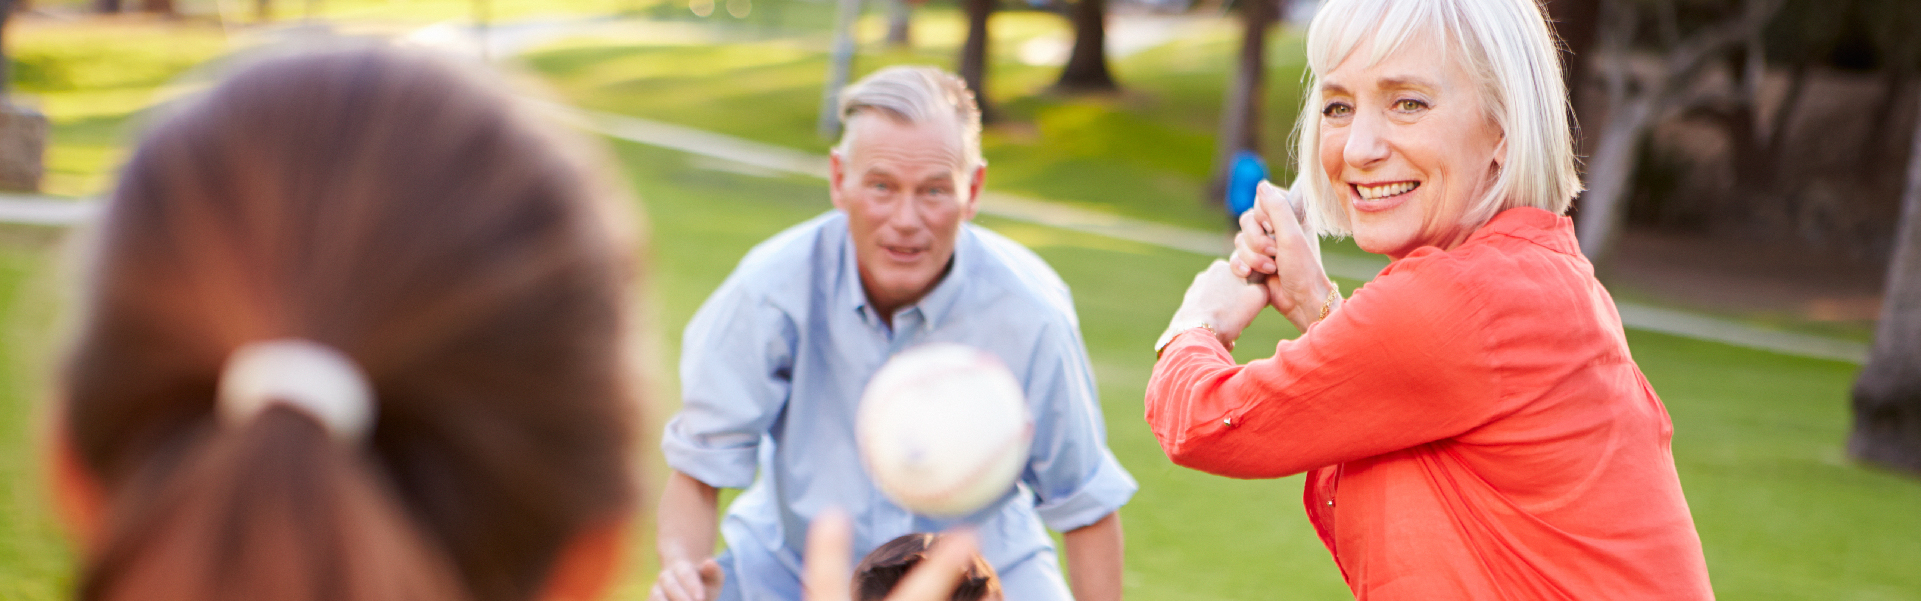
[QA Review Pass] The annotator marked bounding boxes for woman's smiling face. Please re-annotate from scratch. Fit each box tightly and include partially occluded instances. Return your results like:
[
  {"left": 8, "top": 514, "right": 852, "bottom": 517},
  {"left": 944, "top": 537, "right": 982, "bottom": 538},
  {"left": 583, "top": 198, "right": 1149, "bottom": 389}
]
[{"left": 1318, "top": 32, "right": 1506, "bottom": 259}]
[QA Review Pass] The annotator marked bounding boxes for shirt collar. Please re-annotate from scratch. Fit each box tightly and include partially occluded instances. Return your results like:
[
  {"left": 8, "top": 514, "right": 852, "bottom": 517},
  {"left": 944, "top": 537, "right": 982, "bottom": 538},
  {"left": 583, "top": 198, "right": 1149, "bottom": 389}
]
[
  {"left": 1470, "top": 206, "right": 1581, "bottom": 256},
  {"left": 840, "top": 223, "right": 974, "bottom": 331}
]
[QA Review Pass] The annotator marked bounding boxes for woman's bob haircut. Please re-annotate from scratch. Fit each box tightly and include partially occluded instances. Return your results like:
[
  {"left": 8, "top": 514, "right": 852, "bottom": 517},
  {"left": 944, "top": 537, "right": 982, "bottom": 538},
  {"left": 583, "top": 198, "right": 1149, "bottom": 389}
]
[{"left": 1291, "top": 0, "right": 1582, "bottom": 238}]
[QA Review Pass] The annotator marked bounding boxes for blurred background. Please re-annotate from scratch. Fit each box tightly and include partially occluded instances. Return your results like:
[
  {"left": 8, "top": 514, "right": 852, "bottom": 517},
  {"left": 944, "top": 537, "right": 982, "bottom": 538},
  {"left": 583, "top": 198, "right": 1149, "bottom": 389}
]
[{"left": 0, "top": 0, "right": 1915, "bottom": 598}]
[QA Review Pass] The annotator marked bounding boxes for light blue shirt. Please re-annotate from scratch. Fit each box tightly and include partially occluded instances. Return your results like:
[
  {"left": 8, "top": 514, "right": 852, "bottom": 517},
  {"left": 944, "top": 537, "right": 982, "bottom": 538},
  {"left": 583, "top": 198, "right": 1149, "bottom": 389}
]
[{"left": 663, "top": 211, "right": 1137, "bottom": 601}]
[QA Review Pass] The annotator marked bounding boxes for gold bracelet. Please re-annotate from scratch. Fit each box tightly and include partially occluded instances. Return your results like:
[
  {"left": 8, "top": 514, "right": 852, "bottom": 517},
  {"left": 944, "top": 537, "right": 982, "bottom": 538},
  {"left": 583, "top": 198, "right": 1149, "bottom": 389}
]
[
  {"left": 1155, "top": 323, "right": 1232, "bottom": 359},
  {"left": 1318, "top": 285, "right": 1340, "bottom": 322}
]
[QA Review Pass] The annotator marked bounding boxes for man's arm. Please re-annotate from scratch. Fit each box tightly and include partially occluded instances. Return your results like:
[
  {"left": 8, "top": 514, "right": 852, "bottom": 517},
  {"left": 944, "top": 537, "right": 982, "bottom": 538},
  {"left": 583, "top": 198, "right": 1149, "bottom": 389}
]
[
  {"left": 651, "top": 470, "right": 724, "bottom": 601},
  {"left": 1062, "top": 511, "right": 1124, "bottom": 601}
]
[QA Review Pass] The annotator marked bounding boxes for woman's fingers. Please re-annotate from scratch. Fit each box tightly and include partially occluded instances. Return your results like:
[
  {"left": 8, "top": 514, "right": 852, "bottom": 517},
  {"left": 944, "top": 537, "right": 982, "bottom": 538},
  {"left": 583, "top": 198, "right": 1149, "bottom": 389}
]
[
  {"left": 885, "top": 531, "right": 981, "bottom": 601},
  {"left": 802, "top": 510, "right": 855, "bottom": 601},
  {"left": 1234, "top": 209, "right": 1278, "bottom": 277}
]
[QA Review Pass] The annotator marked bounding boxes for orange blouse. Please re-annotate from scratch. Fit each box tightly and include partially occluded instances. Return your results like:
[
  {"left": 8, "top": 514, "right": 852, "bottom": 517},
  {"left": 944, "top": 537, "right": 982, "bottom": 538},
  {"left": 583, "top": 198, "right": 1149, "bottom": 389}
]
[{"left": 1146, "top": 208, "right": 1712, "bottom": 599}]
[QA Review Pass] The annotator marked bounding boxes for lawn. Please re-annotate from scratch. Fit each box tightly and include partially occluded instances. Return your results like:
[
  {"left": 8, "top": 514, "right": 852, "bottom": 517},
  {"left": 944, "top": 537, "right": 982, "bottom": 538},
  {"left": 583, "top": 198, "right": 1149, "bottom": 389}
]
[{"left": 0, "top": 7, "right": 1917, "bottom": 601}]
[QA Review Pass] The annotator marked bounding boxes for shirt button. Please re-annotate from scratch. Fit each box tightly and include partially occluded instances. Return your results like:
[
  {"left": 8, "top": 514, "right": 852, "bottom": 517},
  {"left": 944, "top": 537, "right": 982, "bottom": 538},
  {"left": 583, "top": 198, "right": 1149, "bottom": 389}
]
[{"left": 1326, "top": 500, "right": 1335, "bottom": 506}]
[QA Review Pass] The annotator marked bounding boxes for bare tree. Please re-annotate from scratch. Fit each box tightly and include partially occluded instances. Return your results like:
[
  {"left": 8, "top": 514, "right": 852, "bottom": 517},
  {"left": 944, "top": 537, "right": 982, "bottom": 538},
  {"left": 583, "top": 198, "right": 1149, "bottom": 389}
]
[
  {"left": 1851, "top": 91, "right": 1921, "bottom": 476},
  {"left": 1575, "top": 0, "right": 1782, "bottom": 264},
  {"left": 958, "top": 0, "right": 996, "bottom": 122},
  {"left": 1206, "top": 0, "right": 1277, "bottom": 206},
  {"left": 1054, "top": 0, "right": 1118, "bottom": 92},
  {"left": 885, "top": 0, "right": 913, "bottom": 47},
  {"left": 1850, "top": 0, "right": 1921, "bottom": 477},
  {"left": 1542, "top": 0, "right": 1602, "bottom": 158}
]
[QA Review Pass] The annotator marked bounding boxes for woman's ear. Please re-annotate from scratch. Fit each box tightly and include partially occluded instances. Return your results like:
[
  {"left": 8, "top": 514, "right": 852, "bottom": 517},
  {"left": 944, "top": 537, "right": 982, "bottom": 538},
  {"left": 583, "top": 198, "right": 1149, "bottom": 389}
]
[
  {"left": 541, "top": 516, "right": 631, "bottom": 601},
  {"left": 49, "top": 427, "right": 105, "bottom": 547}
]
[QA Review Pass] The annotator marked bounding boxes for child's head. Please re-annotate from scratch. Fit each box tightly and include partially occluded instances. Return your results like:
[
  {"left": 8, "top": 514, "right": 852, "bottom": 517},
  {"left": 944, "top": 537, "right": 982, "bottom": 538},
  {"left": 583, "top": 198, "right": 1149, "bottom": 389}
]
[
  {"left": 56, "top": 46, "right": 639, "bottom": 601},
  {"left": 853, "top": 533, "right": 1002, "bottom": 601}
]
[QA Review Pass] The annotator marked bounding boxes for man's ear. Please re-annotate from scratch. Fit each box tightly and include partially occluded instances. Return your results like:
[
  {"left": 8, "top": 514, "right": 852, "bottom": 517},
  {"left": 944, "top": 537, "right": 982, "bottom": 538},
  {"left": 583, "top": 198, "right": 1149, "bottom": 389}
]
[
  {"left": 828, "top": 150, "right": 849, "bottom": 212},
  {"left": 541, "top": 516, "right": 630, "bottom": 601},
  {"left": 49, "top": 427, "right": 105, "bottom": 548},
  {"left": 962, "top": 163, "right": 986, "bottom": 221}
]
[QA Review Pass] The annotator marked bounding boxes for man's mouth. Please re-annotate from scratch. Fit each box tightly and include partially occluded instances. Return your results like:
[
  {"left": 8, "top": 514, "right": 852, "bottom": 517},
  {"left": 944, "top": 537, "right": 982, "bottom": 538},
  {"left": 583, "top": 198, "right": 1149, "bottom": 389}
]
[
  {"left": 1354, "top": 181, "right": 1420, "bottom": 200},
  {"left": 881, "top": 244, "right": 926, "bottom": 260}
]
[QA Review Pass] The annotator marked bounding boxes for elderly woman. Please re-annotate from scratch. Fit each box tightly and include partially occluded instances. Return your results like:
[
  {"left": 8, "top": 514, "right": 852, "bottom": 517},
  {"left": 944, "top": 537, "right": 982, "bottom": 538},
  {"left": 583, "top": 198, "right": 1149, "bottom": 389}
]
[{"left": 1144, "top": 0, "right": 1713, "bottom": 598}]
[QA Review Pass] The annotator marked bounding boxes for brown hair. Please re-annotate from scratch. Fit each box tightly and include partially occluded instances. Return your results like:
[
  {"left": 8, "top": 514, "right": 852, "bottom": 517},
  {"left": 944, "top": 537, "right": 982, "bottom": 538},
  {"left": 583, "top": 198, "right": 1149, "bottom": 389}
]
[
  {"left": 852, "top": 533, "right": 1000, "bottom": 601},
  {"left": 60, "top": 46, "right": 639, "bottom": 601}
]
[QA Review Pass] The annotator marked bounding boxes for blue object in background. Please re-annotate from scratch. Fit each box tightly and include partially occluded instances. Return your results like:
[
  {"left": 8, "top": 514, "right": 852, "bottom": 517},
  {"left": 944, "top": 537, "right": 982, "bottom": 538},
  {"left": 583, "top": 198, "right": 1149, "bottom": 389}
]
[{"left": 1226, "top": 150, "right": 1268, "bottom": 218}]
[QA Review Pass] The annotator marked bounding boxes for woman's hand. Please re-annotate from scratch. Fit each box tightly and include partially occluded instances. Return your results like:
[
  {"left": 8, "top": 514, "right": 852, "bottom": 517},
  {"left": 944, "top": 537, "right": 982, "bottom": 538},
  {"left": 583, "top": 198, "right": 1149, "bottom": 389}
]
[
  {"left": 1230, "top": 181, "right": 1340, "bottom": 332},
  {"left": 1157, "top": 259, "right": 1269, "bottom": 353},
  {"left": 803, "top": 510, "right": 980, "bottom": 601}
]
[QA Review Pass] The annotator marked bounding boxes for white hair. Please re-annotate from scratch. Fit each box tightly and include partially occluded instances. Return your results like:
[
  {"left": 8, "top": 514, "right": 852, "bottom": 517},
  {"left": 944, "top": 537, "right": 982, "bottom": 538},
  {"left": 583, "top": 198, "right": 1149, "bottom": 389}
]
[
  {"left": 834, "top": 65, "right": 984, "bottom": 170},
  {"left": 1292, "top": 0, "right": 1581, "bottom": 237}
]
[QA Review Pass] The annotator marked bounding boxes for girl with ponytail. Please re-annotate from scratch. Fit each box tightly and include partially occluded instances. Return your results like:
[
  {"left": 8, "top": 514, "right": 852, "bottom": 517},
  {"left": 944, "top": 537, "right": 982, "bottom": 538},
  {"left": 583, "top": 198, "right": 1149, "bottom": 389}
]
[{"left": 51, "top": 46, "right": 641, "bottom": 601}]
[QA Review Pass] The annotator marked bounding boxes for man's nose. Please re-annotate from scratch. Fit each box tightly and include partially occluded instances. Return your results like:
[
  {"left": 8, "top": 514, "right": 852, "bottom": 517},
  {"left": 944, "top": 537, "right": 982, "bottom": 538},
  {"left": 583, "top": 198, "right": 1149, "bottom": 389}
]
[{"left": 885, "top": 195, "right": 923, "bottom": 231}]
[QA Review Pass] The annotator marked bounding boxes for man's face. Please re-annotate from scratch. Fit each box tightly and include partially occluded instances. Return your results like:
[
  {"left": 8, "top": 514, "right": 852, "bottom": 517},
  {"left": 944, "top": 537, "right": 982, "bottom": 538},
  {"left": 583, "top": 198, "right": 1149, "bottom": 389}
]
[{"left": 830, "top": 114, "right": 983, "bottom": 317}]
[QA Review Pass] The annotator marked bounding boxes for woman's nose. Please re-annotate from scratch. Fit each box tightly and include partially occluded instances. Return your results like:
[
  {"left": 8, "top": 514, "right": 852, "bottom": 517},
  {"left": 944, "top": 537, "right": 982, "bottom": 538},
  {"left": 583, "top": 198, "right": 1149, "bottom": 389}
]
[{"left": 1343, "top": 112, "right": 1391, "bottom": 169}]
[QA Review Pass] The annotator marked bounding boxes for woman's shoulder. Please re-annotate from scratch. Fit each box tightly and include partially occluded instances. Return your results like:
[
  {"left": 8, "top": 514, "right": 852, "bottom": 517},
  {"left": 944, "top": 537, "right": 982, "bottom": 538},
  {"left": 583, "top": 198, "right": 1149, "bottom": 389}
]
[{"left": 1371, "top": 209, "right": 1600, "bottom": 324}]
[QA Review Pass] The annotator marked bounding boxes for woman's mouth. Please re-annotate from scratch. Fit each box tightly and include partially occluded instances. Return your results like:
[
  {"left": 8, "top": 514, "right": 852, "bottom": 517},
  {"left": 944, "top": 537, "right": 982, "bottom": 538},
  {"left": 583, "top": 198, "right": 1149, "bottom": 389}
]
[{"left": 1354, "top": 181, "right": 1420, "bottom": 200}]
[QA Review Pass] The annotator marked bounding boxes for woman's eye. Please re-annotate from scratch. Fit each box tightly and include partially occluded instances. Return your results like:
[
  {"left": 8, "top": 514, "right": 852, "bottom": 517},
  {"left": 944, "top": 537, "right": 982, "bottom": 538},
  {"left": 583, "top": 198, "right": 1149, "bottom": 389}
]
[
  {"left": 1322, "top": 102, "right": 1351, "bottom": 118},
  {"left": 1395, "top": 99, "right": 1428, "bottom": 112}
]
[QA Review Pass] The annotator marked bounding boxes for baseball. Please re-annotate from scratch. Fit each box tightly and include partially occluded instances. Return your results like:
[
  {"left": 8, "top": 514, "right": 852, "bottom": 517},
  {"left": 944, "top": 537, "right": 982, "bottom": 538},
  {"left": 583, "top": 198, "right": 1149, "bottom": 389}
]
[{"left": 856, "top": 343, "right": 1034, "bottom": 517}]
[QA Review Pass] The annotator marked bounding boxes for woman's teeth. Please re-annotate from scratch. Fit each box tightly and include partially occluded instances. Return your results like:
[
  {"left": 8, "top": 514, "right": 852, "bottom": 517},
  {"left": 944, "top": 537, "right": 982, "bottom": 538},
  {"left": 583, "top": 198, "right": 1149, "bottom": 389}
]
[{"left": 1357, "top": 182, "right": 1418, "bottom": 200}]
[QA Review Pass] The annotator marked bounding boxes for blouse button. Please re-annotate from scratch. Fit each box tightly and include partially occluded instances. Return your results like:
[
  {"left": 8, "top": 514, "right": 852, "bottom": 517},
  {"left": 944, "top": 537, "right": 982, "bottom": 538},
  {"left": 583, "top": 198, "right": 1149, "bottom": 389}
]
[
  {"left": 1222, "top": 417, "right": 1232, "bottom": 426},
  {"left": 1326, "top": 499, "right": 1335, "bottom": 507}
]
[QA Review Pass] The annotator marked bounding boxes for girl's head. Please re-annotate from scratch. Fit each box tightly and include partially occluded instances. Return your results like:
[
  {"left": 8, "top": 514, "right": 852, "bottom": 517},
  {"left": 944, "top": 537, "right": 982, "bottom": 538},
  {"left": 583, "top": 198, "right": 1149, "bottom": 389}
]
[
  {"left": 56, "top": 46, "right": 640, "bottom": 601},
  {"left": 852, "top": 533, "right": 1001, "bottom": 601}
]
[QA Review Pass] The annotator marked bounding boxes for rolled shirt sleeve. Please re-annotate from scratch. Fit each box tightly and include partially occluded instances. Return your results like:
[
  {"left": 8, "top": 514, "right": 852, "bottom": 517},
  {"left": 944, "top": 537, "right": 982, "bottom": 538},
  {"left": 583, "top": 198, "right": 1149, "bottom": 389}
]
[
  {"left": 662, "top": 280, "right": 798, "bottom": 489},
  {"left": 1020, "top": 318, "right": 1138, "bottom": 532}
]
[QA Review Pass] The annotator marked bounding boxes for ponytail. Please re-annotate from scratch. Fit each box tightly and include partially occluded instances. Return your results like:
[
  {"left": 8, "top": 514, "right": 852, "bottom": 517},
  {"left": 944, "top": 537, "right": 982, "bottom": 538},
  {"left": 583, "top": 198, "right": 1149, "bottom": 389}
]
[{"left": 80, "top": 408, "right": 466, "bottom": 601}]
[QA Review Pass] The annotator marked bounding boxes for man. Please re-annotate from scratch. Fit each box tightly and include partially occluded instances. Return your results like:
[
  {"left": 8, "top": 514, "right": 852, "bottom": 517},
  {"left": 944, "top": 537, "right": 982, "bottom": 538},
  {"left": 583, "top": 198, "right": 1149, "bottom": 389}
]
[{"left": 651, "top": 66, "right": 1135, "bottom": 601}]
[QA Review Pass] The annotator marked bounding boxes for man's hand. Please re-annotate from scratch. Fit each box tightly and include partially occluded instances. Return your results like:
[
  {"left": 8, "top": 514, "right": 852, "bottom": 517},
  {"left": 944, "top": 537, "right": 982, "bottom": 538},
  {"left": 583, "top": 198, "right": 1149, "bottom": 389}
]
[
  {"left": 650, "top": 557, "right": 724, "bottom": 601},
  {"left": 803, "top": 509, "right": 980, "bottom": 601},
  {"left": 1229, "top": 181, "right": 1338, "bottom": 332}
]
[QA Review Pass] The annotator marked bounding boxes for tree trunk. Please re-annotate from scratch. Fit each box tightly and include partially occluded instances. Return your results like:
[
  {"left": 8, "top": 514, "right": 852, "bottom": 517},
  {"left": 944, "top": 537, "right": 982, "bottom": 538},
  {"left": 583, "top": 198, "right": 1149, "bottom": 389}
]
[
  {"left": 1544, "top": 0, "right": 1602, "bottom": 160},
  {"left": 1206, "top": 0, "right": 1273, "bottom": 206},
  {"left": 1054, "top": 0, "right": 1117, "bottom": 93},
  {"left": 817, "top": 0, "right": 865, "bottom": 138},
  {"left": 958, "top": 0, "right": 996, "bottom": 122},
  {"left": 140, "top": 0, "right": 172, "bottom": 14},
  {"left": 93, "top": 0, "right": 121, "bottom": 13},
  {"left": 1575, "top": 94, "right": 1657, "bottom": 262},
  {"left": 885, "top": 0, "right": 912, "bottom": 47},
  {"left": 0, "top": 0, "right": 10, "bottom": 100},
  {"left": 1850, "top": 91, "right": 1921, "bottom": 476},
  {"left": 256, "top": 0, "right": 271, "bottom": 21}
]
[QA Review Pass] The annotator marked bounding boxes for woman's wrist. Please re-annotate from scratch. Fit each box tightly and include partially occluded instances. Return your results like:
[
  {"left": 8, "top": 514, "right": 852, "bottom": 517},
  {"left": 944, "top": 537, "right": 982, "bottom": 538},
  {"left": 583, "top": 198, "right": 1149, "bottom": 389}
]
[{"left": 1155, "top": 314, "right": 1235, "bottom": 358}]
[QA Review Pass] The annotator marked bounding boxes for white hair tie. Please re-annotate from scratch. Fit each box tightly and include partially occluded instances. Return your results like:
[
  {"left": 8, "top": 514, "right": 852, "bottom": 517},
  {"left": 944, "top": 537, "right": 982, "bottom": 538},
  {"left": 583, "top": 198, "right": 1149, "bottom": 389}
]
[{"left": 218, "top": 339, "right": 375, "bottom": 442}]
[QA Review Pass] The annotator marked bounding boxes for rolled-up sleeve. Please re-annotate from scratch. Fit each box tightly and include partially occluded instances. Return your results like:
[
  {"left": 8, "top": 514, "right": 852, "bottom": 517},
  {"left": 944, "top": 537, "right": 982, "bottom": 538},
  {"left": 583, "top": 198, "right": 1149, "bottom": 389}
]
[
  {"left": 661, "top": 281, "right": 798, "bottom": 489},
  {"left": 1020, "top": 319, "right": 1137, "bottom": 532}
]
